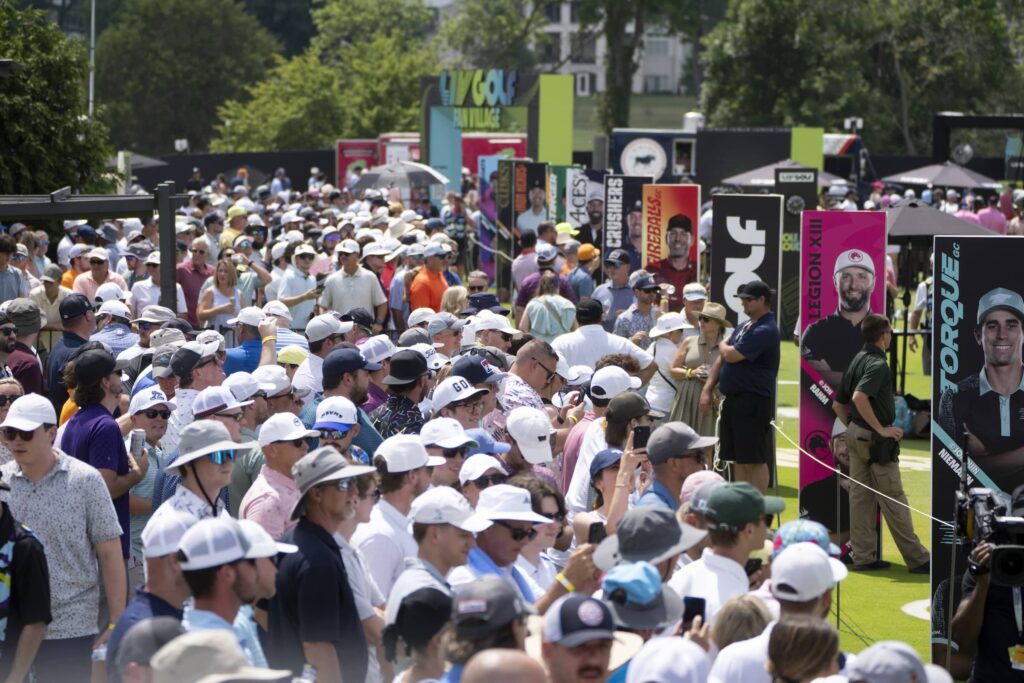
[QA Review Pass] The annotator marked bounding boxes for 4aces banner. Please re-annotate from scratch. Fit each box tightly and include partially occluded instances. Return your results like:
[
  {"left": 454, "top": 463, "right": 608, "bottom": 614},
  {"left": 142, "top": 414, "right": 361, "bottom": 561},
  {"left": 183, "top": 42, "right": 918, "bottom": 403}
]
[
  {"left": 602, "top": 174, "right": 652, "bottom": 274},
  {"left": 564, "top": 168, "right": 608, "bottom": 248},
  {"left": 930, "top": 236, "right": 1024, "bottom": 658},
  {"left": 708, "top": 194, "right": 783, "bottom": 327},
  {"left": 798, "top": 211, "right": 886, "bottom": 536},
  {"left": 776, "top": 168, "right": 819, "bottom": 341},
  {"left": 641, "top": 184, "right": 701, "bottom": 312}
]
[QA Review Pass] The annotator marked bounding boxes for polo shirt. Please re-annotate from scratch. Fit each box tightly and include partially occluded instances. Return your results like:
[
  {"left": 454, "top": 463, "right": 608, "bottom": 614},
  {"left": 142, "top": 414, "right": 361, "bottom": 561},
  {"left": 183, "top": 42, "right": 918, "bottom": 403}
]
[
  {"left": 268, "top": 518, "right": 368, "bottom": 681},
  {"left": 130, "top": 278, "right": 188, "bottom": 316},
  {"left": 636, "top": 477, "right": 679, "bottom": 512},
  {"left": 277, "top": 266, "right": 317, "bottom": 327},
  {"left": 709, "top": 623, "right": 774, "bottom": 683},
  {"left": 592, "top": 281, "right": 634, "bottom": 331},
  {"left": 939, "top": 368, "right": 1024, "bottom": 458},
  {"left": 448, "top": 548, "right": 544, "bottom": 604},
  {"left": 163, "top": 387, "right": 198, "bottom": 457},
  {"left": 568, "top": 264, "right": 595, "bottom": 301},
  {"left": 90, "top": 322, "right": 140, "bottom": 360},
  {"left": 835, "top": 344, "right": 895, "bottom": 429},
  {"left": 150, "top": 483, "right": 225, "bottom": 524},
  {"left": 646, "top": 258, "right": 697, "bottom": 311},
  {"left": 362, "top": 382, "right": 388, "bottom": 415},
  {"left": 560, "top": 411, "right": 596, "bottom": 494},
  {"left": 550, "top": 324, "right": 654, "bottom": 372},
  {"left": 176, "top": 261, "right": 215, "bottom": 327},
  {"left": 239, "top": 465, "right": 300, "bottom": 541},
  {"left": 0, "top": 267, "right": 22, "bottom": 303},
  {"left": 385, "top": 557, "right": 451, "bottom": 625},
  {"left": 47, "top": 331, "right": 87, "bottom": 411},
  {"left": 292, "top": 353, "right": 324, "bottom": 399},
  {"left": 187, "top": 607, "right": 261, "bottom": 666},
  {"left": 127, "top": 443, "right": 163, "bottom": 562},
  {"left": 320, "top": 267, "right": 387, "bottom": 315},
  {"left": 107, "top": 590, "right": 182, "bottom": 683},
  {"left": 800, "top": 310, "right": 868, "bottom": 378},
  {"left": 223, "top": 338, "right": 262, "bottom": 376},
  {"left": 718, "top": 312, "right": 780, "bottom": 398},
  {"left": 514, "top": 270, "right": 577, "bottom": 308},
  {"left": 612, "top": 304, "right": 658, "bottom": 349},
  {"left": 409, "top": 268, "right": 448, "bottom": 312},
  {"left": 0, "top": 509, "right": 51, "bottom": 682},
  {"left": 351, "top": 499, "right": 418, "bottom": 597},
  {"left": 274, "top": 328, "right": 310, "bottom": 356},
  {"left": 61, "top": 403, "right": 132, "bottom": 558},
  {"left": 6, "top": 342, "right": 44, "bottom": 395},
  {"left": 1, "top": 451, "right": 122, "bottom": 639},
  {"left": 72, "top": 270, "right": 128, "bottom": 303},
  {"left": 565, "top": 418, "right": 609, "bottom": 519},
  {"left": 30, "top": 284, "right": 71, "bottom": 332},
  {"left": 667, "top": 547, "right": 749, "bottom": 625},
  {"left": 511, "top": 252, "right": 538, "bottom": 290},
  {"left": 228, "top": 426, "right": 265, "bottom": 517},
  {"left": 370, "top": 394, "right": 424, "bottom": 439}
]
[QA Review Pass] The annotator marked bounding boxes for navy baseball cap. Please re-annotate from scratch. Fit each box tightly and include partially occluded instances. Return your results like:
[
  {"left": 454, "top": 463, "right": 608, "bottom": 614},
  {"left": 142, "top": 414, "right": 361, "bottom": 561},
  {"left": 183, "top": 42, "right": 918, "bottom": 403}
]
[
  {"left": 203, "top": 212, "right": 223, "bottom": 227},
  {"left": 589, "top": 448, "right": 624, "bottom": 480},
  {"left": 452, "top": 354, "right": 502, "bottom": 385},
  {"left": 59, "top": 293, "right": 94, "bottom": 321},
  {"left": 604, "top": 249, "right": 630, "bottom": 266},
  {"left": 424, "top": 218, "right": 445, "bottom": 232},
  {"left": 323, "top": 348, "right": 373, "bottom": 385},
  {"left": 543, "top": 593, "right": 616, "bottom": 647},
  {"left": 77, "top": 225, "right": 96, "bottom": 240},
  {"left": 341, "top": 307, "right": 374, "bottom": 333},
  {"left": 461, "top": 292, "right": 510, "bottom": 316},
  {"left": 737, "top": 280, "right": 773, "bottom": 300}
]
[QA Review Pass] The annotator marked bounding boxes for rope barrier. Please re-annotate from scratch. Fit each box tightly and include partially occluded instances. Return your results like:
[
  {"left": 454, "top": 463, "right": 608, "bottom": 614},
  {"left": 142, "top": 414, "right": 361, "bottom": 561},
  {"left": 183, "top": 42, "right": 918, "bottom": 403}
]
[{"left": 770, "top": 420, "right": 954, "bottom": 529}]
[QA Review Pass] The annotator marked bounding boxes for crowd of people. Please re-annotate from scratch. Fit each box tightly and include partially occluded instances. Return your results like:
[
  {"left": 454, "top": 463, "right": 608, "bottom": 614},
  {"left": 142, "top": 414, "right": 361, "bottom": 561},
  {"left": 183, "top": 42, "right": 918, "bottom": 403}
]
[{"left": 0, "top": 176, "right": 954, "bottom": 683}]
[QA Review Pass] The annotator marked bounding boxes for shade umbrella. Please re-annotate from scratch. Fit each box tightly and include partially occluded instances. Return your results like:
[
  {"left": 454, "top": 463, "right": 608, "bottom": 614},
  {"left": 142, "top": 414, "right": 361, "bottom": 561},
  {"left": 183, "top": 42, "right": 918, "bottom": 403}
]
[
  {"left": 720, "top": 158, "right": 847, "bottom": 188},
  {"left": 105, "top": 152, "right": 167, "bottom": 170},
  {"left": 885, "top": 199, "right": 995, "bottom": 392},
  {"left": 881, "top": 161, "right": 1001, "bottom": 190},
  {"left": 350, "top": 161, "right": 450, "bottom": 194}
]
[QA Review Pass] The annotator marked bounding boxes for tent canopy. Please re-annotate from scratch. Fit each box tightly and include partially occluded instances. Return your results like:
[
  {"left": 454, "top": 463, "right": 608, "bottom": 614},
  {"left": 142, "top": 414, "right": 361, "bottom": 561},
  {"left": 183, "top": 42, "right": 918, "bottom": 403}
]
[
  {"left": 881, "top": 161, "right": 1000, "bottom": 191},
  {"left": 720, "top": 158, "right": 847, "bottom": 188},
  {"left": 886, "top": 199, "right": 996, "bottom": 240}
]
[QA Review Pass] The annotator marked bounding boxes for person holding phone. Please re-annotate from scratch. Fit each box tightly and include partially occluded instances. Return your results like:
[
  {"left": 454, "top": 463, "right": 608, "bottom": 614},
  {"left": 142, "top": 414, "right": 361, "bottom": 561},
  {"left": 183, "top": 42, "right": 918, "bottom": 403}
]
[
  {"left": 637, "top": 422, "right": 718, "bottom": 512},
  {"left": 572, "top": 447, "right": 643, "bottom": 545}
]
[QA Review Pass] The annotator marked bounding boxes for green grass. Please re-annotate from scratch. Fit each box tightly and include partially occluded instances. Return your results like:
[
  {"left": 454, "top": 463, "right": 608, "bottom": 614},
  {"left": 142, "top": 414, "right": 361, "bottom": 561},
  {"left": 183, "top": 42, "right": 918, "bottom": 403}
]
[
  {"left": 572, "top": 94, "right": 699, "bottom": 151},
  {"left": 773, "top": 337, "right": 934, "bottom": 659}
]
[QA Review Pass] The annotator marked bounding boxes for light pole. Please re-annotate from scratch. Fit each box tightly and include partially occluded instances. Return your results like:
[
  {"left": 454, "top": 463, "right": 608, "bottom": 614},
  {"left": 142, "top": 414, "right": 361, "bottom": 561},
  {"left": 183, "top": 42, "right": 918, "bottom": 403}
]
[{"left": 88, "top": 0, "right": 96, "bottom": 116}]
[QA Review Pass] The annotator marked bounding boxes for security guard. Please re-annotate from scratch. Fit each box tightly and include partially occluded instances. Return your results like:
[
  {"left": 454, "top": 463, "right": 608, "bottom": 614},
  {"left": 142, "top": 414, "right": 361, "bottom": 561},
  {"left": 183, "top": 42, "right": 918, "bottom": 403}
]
[{"left": 832, "top": 313, "right": 929, "bottom": 573}]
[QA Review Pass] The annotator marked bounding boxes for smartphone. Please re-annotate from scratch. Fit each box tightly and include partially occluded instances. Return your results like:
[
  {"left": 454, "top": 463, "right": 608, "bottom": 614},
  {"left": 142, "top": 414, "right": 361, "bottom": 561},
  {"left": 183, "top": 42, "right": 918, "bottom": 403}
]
[
  {"left": 588, "top": 521, "right": 607, "bottom": 544},
  {"left": 681, "top": 597, "right": 706, "bottom": 628},
  {"left": 744, "top": 558, "right": 763, "bottom": 577},
  {"left": 632, "top": 425, "right": 651, "bottom": 450}
]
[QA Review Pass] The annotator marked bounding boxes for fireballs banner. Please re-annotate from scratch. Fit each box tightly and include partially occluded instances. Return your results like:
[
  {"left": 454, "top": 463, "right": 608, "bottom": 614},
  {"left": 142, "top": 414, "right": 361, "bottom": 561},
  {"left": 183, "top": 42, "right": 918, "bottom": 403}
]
[
  {"left": 798, "top": 211, "right": 886, "bottom": 537},
  {"left": 641, "top": 184, "right": 701, "bottom": 312},
  {"left": 930, "top": 236, "right": 1024, "bottom": 659},
  {"left": 602, "top": 174, "right": 652, "bottom": 275},
  {"left": 708, "top": 194, "right": 783, "bottom": 327}
]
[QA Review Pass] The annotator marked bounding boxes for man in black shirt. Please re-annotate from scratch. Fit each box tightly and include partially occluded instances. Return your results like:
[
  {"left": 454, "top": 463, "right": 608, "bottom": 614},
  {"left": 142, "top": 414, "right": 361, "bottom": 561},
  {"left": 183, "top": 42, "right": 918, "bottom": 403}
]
[{"left": 267, "top": 446, "right": 376, "bottom": 681}]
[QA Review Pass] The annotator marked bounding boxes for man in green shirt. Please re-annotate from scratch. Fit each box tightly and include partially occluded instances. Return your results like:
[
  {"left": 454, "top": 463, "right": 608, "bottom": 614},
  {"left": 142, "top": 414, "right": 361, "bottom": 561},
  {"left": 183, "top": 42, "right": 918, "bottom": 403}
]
[{"left": 833, "top": 313, "right": 929, "bottom": 574}]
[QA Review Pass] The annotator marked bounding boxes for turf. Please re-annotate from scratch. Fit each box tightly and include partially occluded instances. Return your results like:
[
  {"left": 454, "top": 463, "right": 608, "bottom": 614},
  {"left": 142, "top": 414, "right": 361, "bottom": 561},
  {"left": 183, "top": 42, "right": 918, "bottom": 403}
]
[{"left": 773, "top": 334, "right": 933, "bottom": 659}]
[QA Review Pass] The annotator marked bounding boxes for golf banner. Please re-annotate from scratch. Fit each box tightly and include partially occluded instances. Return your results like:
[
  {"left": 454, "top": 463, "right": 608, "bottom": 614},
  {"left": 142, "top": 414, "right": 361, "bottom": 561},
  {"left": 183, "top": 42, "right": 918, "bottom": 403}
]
[
  {"left": 603, "top": 174, "right": 652, "bottom": 274},
  {"left": 498, "top": 161, "right": 549, "bottom": 276},
  {"left": 548, "top": 165, "right": 577, "bottom": 223},
  {"left": 930, "top": 236, "right": 1024, "bottom": 659},
  {"left": 641, "top": 184, "right": 700, "bottom": 312},
  {"left": 776, "top": 168, "right": 819, "bottom": 342},
  {"left": 707, "top": 194, "right": 783, "bottom": 327},
  {"left": 798, "top": 211, "right": 886, "bottom": 538},
  {"left": 565, "top": 168, "right": 608, "bottom": 248}
]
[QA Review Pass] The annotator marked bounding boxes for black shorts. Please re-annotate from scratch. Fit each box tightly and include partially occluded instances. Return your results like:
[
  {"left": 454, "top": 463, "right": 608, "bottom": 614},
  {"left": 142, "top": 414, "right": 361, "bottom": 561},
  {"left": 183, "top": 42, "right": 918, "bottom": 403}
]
[{"left": 720, "top": 392, "right": 773, "bottom": 464}]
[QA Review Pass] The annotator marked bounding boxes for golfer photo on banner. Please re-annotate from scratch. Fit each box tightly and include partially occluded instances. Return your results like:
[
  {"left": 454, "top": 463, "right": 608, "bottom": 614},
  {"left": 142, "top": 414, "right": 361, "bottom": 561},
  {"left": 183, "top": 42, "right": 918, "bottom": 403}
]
[
  {"left": 602, "top": 174, "right": 652, "bottom": 273},
  {"left": 641, "top": 184, "right": 701, "bottom": 312},
  {"left": 565, "top": 168, "right": 608, "bottom": 248},
  {"left": 798, "top": 211, "right": 886, "bottom": 538}
]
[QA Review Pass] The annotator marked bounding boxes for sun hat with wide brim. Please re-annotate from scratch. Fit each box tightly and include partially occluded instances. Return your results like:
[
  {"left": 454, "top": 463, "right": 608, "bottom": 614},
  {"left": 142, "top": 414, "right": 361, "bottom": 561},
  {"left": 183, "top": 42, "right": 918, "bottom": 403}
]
[
  {"left": 164, "top": 420, "right": 258, "bottom": 472},
  {"left": 699, "top": 301, "right": 729, "bottom": 326}
]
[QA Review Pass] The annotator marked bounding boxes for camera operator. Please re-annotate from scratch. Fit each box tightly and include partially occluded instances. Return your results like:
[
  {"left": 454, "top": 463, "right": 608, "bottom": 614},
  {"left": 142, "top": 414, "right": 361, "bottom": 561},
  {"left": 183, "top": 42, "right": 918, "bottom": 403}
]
[{"left": 951, "top": 541, "right": 1024, "bottom": 681}]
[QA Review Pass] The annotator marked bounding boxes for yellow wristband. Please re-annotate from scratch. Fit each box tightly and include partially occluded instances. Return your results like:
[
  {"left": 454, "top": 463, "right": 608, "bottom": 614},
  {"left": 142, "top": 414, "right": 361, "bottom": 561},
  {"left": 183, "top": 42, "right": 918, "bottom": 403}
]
[
  {"left": 107, "top": 623, "right": 115, "bottom": 631},
  {"left": 567, "top": 415, "right": 579, "bottom": 425},
  {"left": 555, "top": 572, "right": 575, "bottom": 592},
  {"left": 686, "top": 368, "right": 693, "bottom": 379},
  {"left": 262, "top": 336, "right": 277, "bottom": 344}
]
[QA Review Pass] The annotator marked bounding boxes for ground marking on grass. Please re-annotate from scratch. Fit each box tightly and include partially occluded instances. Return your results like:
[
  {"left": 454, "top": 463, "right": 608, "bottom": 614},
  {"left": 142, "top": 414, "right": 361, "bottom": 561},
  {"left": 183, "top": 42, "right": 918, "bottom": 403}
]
[{"left": 901, "top": 599, "right": 931, "bottom": 621}]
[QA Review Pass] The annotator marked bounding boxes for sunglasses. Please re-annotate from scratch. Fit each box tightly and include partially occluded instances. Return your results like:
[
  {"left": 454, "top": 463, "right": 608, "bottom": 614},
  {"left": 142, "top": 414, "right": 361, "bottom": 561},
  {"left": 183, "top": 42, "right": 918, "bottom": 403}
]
[
  {"left": 297, "top": 254, "right": 315, "bottom": 261},
  {"left": 190, "top": 248, "right": 207, "bottom": 254},
  {"left": 138, "top": 321, "right": 157, "bottom": 331},
  {"left": 763, "top": 514, "right": 775, "bottom": 527},
  {"left": 319, "top": 429, "right": 350, "bottom": 441},
  {"left": 275, "top": 437, "right": 306, "bottom": 448},
  {"left": 208, "top": 450, "right": 237, "bottom": 465},
  {"left": 89, "top": 259, "right": 106, "bottom": 265},
  {"left": 442, "top": 447, "right": 467, "bottom": 459},
  {"left": 547, "top": 511, "right": 567, "bottom": 524},
  {"left": 237, "top": 241, "right": 253, "bottom": 248},
  {"left": 216, "top": 412, "right": 244, "bottom": 423},
  {"left": 11, "top": 254, "right": 25, "bottom": 261},
  {"left": 495, "top": 520, "right": 537, "bottom": 542},
  {"left": 1, "top": 426, "right": 37, "bottom": 441},
  {"left": 269, "top": 389, "right": 295, "bottom": 401},
  {"left": 0, "top": 395, "right": 21, "bottom": 407},
  {"left": 336, "top": 479, "right": 352, "bottom": 492},
  {"left": 146, "top": 263, "right": 160, "bottom": 269},
  {"left": 471, "top": 473, "right": 507, "bottom": 489},
  {"left": 0, "top": 327, "right": 17, "bottom": 337},
  {"left": 367, "top": 488, "right": 382, "bottom": 503},
  {"left": 468, "top": 285, "right": 486, "bottom": 293},
  {"left": 698, "top": 315, "right": 719, "bottom": 323},
  {"left": 142, "top": 408, "right": 171, "bottom": 419}
]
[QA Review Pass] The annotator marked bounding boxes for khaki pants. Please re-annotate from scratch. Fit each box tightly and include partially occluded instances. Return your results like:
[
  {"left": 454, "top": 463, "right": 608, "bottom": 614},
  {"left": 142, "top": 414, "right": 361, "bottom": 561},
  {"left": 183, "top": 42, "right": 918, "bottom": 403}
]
[{"left": 846, "top": 422, "right": 929, "bottom": 567}]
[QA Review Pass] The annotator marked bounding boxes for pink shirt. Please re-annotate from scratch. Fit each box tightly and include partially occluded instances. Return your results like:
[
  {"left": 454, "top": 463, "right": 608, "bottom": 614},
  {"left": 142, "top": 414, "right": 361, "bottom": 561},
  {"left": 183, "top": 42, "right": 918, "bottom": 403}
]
[
  {"left": 977, "top": 206, "right": 1009, "bottom": 234},
  {"left": 955, "top": 209, "right": 982, "bottom": 226},
  {"left": 239, "top": 465, "right": 300, "bottom": 540},
  {"left": 72, "top": 270, "right": 128, "bottom": 303}
]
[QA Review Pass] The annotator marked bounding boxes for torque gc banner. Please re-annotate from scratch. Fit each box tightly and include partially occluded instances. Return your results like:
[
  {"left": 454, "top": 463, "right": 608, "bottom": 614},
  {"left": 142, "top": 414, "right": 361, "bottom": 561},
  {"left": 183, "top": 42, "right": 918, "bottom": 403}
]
[
  {"left": 776, "top": 168, "right": 819, "bottom": 343},
  {"left": 641, "top": 184, "right": 701, "bottom": 312},
  {"left": 798, "top": 211, "right": 886, "bottom": 537},
  {"left": 603, "top": 174, "right": 652, "bottom": 274},
  {"left": 708, "top": 194, "right": 783, "bottom": 327},
  {"left": 930, "top": 236, "right": 1024, "bottom": 665}
]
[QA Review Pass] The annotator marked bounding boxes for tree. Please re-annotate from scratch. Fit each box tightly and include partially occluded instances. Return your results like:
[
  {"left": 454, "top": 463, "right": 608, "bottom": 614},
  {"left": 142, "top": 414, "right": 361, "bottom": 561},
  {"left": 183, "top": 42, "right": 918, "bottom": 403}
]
[
  {"left": 0, "top": 0, "right": 112, "bottom": 193},
  {"left": 96, "top": 0, "right": 280, "bottom": 155},
  {"left": 243, "top": 0, "right": 315, "bottom": 56},
  {"left": 310, "top": 0, "right": 434, "bottom": 60},
  {"left": 438, "top": 0, "right": 555, "bottom": 70}
]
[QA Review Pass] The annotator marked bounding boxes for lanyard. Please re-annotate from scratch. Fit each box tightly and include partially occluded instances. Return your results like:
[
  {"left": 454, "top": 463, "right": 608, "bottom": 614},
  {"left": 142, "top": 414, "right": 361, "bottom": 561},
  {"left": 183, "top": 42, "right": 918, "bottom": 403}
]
[{"left": 1014, "top": 585, "right": 1022, "bottom": 639}]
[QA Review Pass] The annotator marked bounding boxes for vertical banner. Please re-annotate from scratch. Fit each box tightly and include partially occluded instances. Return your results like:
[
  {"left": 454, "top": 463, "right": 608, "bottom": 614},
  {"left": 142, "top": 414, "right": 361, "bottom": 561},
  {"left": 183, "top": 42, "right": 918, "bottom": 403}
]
[
  {"left": 428, "top": 107, "right": 463, "bottom": 193},
  {"left": 776, "top": 168, "right": 819, "bottom": 341},
  {"left": 642, "top": 184, "right": 701, "bottom": 312},
  {"left": 548, "top": 165, "right": 577, "bottom": 223},
  {"left": 565, "top": 168, "right": 608, "bottom": 248},
  {"left": 510, "top": 162, "right": 550, "bottom": 266},
  {"left": 603, "top": 175, "right": 653, "bottom": 273},
  {"left": 537, "top": 74, "right": 574, "bottom": 165},
  {"left": 798, "top": 211, "right": 886, "bottom": 537},
  {"left": 495, "top": 158, "right": 518, "bottom": 296},
  {"left": 931, "top": 236, "right": 1024, "bottom": 661},
  {"left": 478, "top": 154, "right": 510, "bottom": 282},
  {"left": 791, "top": 126, "right": 824, "bottom": 170},
  {"left": 708, "top": 194, "right": 783, "bottom": 327}
]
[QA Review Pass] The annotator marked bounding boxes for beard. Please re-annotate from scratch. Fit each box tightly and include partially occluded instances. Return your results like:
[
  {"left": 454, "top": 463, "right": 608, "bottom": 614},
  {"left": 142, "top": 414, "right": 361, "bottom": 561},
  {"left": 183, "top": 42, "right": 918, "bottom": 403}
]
[{"left": 839, "top": 287, "right": 869, "bottom": 312}]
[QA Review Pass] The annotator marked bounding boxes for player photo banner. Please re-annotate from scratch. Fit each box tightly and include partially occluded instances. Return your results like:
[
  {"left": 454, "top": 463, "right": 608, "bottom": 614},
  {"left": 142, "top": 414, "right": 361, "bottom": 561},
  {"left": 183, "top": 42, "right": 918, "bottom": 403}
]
[
  {"left": 508, "top": 161, "right": 549, "bottom": 265},
  {"left": 565, "top": 168, "right": 608, "bottom": 248},
  {"left": 930, "top": 236, "right": 1024, "bottom": 647},
  {"left": 708, "top": 194, "right": 783, "bottom": 327},
  {"left": 798, "top": 211, "right": 886, "bottom": 536},
  {"left": 776, "top": 168, "right": 819, "bottom": 344},
  {"left": 603, "top": 174, "right": 653, "bottom": 274},
  {"left": 641, "top": 184, "right": 701, "bottom": 312}
]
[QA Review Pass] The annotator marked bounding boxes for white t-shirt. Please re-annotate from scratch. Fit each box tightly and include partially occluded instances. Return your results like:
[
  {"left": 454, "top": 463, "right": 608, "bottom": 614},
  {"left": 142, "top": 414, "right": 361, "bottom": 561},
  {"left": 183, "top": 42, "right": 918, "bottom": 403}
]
[
  {"left": 551, "top": 324, "right": 654, "bottom": 371},
  {"left": 668, "top": 547, "right": 749, "bottom": 626},
  {"left": 351, "top": 500, "right": 418, "bottom": 598},
  {"left": 646, "top": 337, "right": 680, "bottom": 415},
  {"left": 131, "top": 279, "right": 188, "bottom": 315},
  {"left": 565, "top": 419, "right": 609, "bottom": 520}
]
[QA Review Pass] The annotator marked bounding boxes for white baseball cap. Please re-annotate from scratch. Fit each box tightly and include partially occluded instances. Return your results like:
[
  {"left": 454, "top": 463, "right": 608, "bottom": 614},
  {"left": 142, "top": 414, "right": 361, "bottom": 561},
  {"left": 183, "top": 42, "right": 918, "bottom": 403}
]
[
  {"left": 458, "top": 454, "right": 506, "bottom": 485},
  {"left": 407, "top": 308, "right": 436, "bottom": 328},
  {"left": 335, "top": 239, "right": 360, "bottom": 255},
  {"left": 410, "top": 486, "right": 492, "bottom": 532},
  {"left": 262, "top": 300, "right": 292, "bottom": 322},
  {"left": 0, "top": 394, "right": 56, "bottom": 431},
  {"left": 96, "top": 282, "right": 127, "bottom": 303},
  {"left": 649, "top": 312, "right": 691, "bottom": 338},
  {"left": 506, "top": 406, "right": 554, "bottom": 464},
  {"left": 258, "top": 413, "right": 318, "bottom": 448},
  {"left": 97, "top": 300, "right": 131, "bottom": 321},
  {"left": 476, "top": 484, "right": 552, "bottom": 524},
  {"left": 377, "top": 434, "right": 444, "bottom": 473},
  {"left": 177, "top": 517, "right": 249, "bottom": 570},
  {"left": 270, "top": 241, "right": 288, "bottom": 262},
  {"left": 361, "top": 242, "right": 391, "bottom": 259},
  {"left": 590, "top": 367, "right": 641, "bottom": 400},
  {"left": 432, "top": 376, "right": 489, "bottom": 412},
  {"left": 834, "top": 248, "right": 876, "bottom": 277},
  {"left": 251, "top": 364, "right": 290, "bottom": 396},
  {"left": 420, "top": 418, "right": 478, "bottom": 450},
  {"left": 306, "top": 313, "right": 345, "bottom": 343},
  {"left": 129, "top": 387, "right": 176, "bottom": 415},
  {"left": 87, "top": 247, "right": 109, "bottom": 262},
  {"left": 769, "top": 542, "right": 848, "bottom": 602},
  {"left": 682, "top": 282, "right": 707, "bottom": 301},
  {"left": 360, "top": 335, "right": 398, "bottom": 365},
  {"left": 238, "top": 518, "right": 297, "bottom": 557},
  {"left": 227, "top": 306, "right": 266, "bottom": 327},
  {"left": 473, "top": 312, "right": 514, "bottom": 333},
  {"left": 141, "top": 510, "right": 198, "bottom": 558},
  {"left": 409, "top": 343, "right": 449, "bottom": 371},
  {"left": 313, "top": 396, "right": 358, "bottom": 432},
  {"left": 192, "top": 386, "right": 252, "bottom": 419},
  {"left": 223, "top": 372, "right": 260, "bottom": 402}
]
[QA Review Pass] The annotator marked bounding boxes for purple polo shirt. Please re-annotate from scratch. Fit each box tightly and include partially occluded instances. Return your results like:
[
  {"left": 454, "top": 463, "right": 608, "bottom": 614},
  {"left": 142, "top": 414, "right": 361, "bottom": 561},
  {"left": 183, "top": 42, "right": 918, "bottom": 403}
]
[
  {"left": 61, "top": 403, "right": 131, "bottom": 558},
  {"left": 362, "top": 383, "right": 388, "bottom": 415},
  {"left": 514, "top": 270, "right": 578, "bottom": 309},
  {"left": 176, "top": 260, "right": 214, "bottom": 327}
]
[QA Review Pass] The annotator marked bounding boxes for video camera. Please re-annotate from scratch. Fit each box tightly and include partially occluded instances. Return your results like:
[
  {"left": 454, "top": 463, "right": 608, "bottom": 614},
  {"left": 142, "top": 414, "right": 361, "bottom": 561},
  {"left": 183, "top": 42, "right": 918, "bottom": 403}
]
[{"left": 957, "top": 487, "right": 1024, "bottom": 585}]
